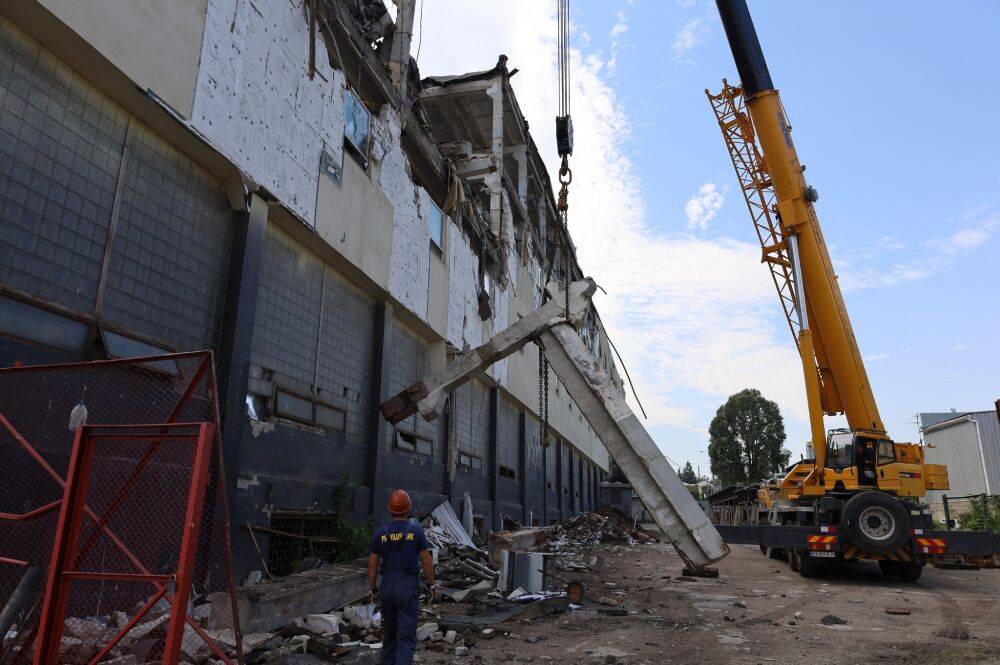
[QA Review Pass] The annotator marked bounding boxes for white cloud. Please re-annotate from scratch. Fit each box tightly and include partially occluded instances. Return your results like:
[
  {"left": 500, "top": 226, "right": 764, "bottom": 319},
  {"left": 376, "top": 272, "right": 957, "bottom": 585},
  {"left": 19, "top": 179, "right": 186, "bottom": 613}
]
[
  {"left": 413, "top": 1, "right": 807, "bottom": 438},
  {"left": 607, "top": 10, "right": 629, "bottom": 75},
  {"left": 672, "top": 18, "right": 710, "bottom": 61},
  {"left": 864, "top": 349, "right": 910, "bottom": 363},
  {"left": 947, "top": 226, "right": 992, "bottom": 250},
  {"left": 685, "top": 182, "right": 724, "bottom": 231},
  {"left": 836, "top": 209, "right": 997, "bottom": 291}
]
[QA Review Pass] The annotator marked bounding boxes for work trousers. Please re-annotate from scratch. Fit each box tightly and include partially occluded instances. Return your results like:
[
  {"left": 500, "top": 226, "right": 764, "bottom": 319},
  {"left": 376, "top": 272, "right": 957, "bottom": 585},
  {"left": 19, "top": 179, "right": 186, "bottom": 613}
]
[{"left": 379, "top": 575, "right": 419, "bottom": 665}]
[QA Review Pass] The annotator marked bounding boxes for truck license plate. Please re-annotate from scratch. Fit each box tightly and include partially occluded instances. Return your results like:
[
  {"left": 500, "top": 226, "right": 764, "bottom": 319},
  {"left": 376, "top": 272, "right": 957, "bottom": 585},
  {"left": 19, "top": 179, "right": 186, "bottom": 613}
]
[{"left": 808, "top": 551, "right": 836, "bottom": 558}]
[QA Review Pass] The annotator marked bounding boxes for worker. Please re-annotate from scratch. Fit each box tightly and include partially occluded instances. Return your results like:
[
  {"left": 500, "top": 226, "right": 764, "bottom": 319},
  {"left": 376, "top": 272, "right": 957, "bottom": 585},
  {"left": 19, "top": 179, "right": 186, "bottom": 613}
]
[
  {"left": 856, "top": 440, "right": 877, "bottom": 483},
  {"left": 368, "top": 489, "right": 437, "bottom": 665}
]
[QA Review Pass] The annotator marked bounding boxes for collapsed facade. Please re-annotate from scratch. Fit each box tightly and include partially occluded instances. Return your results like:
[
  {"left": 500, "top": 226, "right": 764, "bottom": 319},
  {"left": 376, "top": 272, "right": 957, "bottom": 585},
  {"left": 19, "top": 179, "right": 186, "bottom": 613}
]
[{"left": 0, "top": 0, "right": 624, "bottom": 576}]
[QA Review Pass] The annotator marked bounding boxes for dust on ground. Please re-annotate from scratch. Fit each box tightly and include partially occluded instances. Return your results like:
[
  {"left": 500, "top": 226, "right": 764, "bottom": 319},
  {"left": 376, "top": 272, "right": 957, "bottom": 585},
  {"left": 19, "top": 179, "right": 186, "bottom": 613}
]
[{"left": 415, "top": 528, "right": 1000, "bottom": 665}]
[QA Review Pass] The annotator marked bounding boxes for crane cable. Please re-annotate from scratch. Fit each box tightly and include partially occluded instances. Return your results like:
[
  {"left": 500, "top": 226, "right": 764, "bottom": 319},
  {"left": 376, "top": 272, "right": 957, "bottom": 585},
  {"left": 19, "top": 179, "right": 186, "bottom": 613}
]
[{"left": 539, "top": 0, "right": 576, "bottom": 449}]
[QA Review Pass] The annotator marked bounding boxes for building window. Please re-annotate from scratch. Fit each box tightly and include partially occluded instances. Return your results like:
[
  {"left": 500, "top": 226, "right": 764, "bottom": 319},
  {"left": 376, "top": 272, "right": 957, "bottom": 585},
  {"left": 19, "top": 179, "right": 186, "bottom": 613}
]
[
  {"left": 426, "top": 193, "right": 444, "bottom": 251},
  {"left": 499, "top": 465, "right": 517, "bottom": 480},
  {"left": 395, "top": 430, "right": 433, "bottom": 457},
  {"left": 273, "top": 387, "right": 346, "bottom": 432},
  {"left": 459, "top": 452, "right": 483, "bottom": 471},
  {"left": 344, "top": 88, "right": 371, "bottom": 168}
]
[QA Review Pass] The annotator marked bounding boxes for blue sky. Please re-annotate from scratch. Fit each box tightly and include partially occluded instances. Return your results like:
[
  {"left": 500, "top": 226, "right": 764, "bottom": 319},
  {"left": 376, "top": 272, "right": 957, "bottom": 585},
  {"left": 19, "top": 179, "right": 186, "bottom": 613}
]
[{"left": 416, "top": 1, "right": 999, "bottom": 476}]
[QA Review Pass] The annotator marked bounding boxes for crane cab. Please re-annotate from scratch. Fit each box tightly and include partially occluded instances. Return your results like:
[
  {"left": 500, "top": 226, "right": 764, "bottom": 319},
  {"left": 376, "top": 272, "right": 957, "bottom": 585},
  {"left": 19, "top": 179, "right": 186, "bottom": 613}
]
[{"left": 780, "top": 429, "right": 948, "bottom": 501}]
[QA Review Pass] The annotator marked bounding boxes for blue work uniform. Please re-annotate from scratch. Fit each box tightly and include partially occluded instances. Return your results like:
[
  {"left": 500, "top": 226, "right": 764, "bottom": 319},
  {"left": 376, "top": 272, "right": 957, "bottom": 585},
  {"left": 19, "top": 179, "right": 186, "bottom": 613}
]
[{"left": 370, "top": 520, "right": 429, "bottom": 665}]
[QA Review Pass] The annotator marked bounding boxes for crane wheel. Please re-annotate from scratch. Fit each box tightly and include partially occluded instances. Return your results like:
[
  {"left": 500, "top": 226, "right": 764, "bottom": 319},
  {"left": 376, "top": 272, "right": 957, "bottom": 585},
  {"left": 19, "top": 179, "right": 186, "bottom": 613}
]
[
  {"left": 896, "top": 560, "right": 924, "bottom": 583},
  {"left": 788, "top": 549, "right": 800, "bottom": 573},
  {"left": 842, "top": 491, "right": 911, "bottom": 555},
  {"left": 798, "top": 551, "right": 820, "bottom": 578}
]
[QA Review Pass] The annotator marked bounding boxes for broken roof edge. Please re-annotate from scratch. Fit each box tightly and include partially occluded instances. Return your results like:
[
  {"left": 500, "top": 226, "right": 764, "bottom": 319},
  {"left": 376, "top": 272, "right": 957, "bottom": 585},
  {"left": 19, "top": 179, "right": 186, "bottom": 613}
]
[{"left": 420, "top": 54, "right": 509, "bottom": 89}]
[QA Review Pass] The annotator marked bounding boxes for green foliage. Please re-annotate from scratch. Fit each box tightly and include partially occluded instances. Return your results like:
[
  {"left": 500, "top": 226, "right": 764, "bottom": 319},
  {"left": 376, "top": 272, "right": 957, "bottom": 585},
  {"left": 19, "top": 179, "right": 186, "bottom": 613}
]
[
  {"left": 708, "top": 388, "right": 790, "bottom": 487},
  {"left": 958, "top": 495, "right": 1000, "bottom": 531},
  {"left": 679, "top": 461, "right": 698, "bottom": 484},
  {"left": 333, "top": 516, "right": 374, "bottom": 563},
  {"left": 330, "top": 470, "right": 371, "bottom": 563}
]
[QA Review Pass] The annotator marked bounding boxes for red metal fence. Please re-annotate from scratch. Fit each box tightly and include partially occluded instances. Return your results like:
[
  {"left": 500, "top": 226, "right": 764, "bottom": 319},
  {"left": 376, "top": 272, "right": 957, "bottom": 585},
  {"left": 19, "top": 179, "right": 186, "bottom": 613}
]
[{"left": 0, "top": 352, "right": 242, "bottom": 664}]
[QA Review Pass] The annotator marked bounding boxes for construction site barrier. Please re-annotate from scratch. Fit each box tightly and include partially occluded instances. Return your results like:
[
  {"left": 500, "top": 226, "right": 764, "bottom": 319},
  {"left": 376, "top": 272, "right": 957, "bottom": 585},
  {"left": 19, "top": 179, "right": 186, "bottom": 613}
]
[{"left": 0, "top": 352, "right": 242, "bottom": 664}]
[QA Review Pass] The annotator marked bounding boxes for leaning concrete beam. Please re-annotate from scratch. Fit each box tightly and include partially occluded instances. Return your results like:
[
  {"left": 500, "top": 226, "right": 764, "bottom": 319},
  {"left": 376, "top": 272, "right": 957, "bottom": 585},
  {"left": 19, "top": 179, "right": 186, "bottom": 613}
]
[
  {"left": 379, "top": 280, "right": 597, "bottom": 424},
  {"left": 538, "top": 323, "right": 730, "bottom": 568}
]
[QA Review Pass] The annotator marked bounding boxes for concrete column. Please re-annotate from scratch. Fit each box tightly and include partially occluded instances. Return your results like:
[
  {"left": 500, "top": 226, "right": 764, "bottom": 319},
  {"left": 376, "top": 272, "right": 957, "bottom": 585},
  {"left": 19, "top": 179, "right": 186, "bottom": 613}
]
[
  {"left": 486, "top": 78, "right": 504, "bottom": 238},
  {"left": 536, "top": 192, "right": 547, "bottom": 258},
  {"left": 488, "top": 386, "right": 500, "bottom": 530},
  {"left": 542, "top": 441, "right": 549, "bottom": 525},
  {"left": 217, "top": 193, "right": 268, "bottom": 503},
  {"left": 512, "top": 144, "right": 528, "bottom": 210},
  {"left": 367, "top": 301, "right": 395, "bottom": 519},
  {"left": 388, "top": 0, "right": 414, "bottom": 96},
  {"left": 555, "top": 439, "right": 563, "bottom": 522},
  {"left": 518, "top": 410, "right": 528, "bottom": 526}
]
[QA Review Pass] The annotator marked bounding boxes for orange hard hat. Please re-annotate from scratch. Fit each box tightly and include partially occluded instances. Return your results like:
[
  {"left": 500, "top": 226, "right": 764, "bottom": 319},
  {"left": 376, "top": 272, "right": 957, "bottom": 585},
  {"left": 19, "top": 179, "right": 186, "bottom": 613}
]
[{"left": 388, "top": 489, "right": 412, "bottom": 516}]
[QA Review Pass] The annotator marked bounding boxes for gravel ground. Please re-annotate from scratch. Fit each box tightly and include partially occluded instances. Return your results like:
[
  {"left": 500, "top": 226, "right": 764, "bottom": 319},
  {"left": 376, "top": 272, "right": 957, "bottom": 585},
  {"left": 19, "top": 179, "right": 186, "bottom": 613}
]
[{"left": 407, "top": 528, "right": 1000, "bottom": 665}]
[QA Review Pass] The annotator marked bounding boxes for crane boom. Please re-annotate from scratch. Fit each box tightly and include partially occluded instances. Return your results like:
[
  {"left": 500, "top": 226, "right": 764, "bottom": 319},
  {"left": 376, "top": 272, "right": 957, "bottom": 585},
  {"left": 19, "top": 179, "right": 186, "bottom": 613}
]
[{"left": 712, "top": 0, "right": 884, "bottom": 481}]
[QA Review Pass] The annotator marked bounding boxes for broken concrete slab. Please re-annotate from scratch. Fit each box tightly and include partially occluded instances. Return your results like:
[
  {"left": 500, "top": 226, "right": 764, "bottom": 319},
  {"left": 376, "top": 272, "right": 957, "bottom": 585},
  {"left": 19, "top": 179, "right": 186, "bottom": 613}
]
[
  {"left": 416, "top": 622, "right": 439, "bottom": 642},
  {"left": 209, "top": 564, "right": 368, "bottom": 633},
  {"left": 488, "top": 527, "right": 550, "bottom": 566},
  {"left": 299, "top": 612, "right": 343, "bottom": 635},
  {"left": 438, "top": 596, "right": 569, "bottom": 632},
  {"left": 538, "top": 321, "right": 729, "bottom": 568}
]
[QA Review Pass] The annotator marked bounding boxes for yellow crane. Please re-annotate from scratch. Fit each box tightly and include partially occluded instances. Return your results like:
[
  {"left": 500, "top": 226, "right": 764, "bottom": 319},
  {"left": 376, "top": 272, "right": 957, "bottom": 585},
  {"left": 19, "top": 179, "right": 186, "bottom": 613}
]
[{"left": 706, "top": 0, "right": 950, "bottom": 579}]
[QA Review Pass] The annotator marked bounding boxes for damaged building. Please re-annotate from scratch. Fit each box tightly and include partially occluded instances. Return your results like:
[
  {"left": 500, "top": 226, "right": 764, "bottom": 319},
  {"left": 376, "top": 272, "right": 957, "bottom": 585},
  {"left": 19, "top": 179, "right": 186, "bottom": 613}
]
[{"left": 0, "top": 0, "right": 624, "bottom": 577}]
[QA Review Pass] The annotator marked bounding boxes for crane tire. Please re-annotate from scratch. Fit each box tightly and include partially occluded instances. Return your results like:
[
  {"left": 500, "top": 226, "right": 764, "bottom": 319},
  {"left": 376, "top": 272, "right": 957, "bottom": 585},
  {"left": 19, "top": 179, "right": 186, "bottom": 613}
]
[
  {"left": 896, "top": 560, "right": 924, "bottom": 583},
  {"left": 842, "top": 491, "right": 911, "bottom": 555},
  {"left": 788, "top": 548, "right": 800, "bottom": 573}
]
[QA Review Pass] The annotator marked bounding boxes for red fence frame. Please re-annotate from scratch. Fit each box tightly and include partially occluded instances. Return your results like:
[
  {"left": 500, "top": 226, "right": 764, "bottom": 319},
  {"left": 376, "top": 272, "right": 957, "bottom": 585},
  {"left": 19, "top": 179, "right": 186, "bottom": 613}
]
[
  {"left": 34, "top": 423, "right": 217, "bottom": 665},
  {"left": 0, "top": 352, "right": 243, "bottom": 664}
]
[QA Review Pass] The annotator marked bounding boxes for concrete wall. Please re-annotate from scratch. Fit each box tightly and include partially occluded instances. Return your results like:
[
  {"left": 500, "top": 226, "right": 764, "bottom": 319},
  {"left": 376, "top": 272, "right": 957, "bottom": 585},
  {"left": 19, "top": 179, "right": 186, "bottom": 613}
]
[
  {"left": 0, "top": 0, "right": 618, "bottom": 578},
  {"left": 38, "top": 0, "right": 206, "bottom": 117}
]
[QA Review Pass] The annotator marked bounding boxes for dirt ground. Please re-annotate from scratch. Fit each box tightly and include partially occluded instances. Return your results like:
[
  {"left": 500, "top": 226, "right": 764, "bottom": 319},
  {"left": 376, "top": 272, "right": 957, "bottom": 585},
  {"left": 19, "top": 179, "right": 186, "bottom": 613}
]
[{"left": 414, "top": 528, "right": 1000, "bottom": 665}]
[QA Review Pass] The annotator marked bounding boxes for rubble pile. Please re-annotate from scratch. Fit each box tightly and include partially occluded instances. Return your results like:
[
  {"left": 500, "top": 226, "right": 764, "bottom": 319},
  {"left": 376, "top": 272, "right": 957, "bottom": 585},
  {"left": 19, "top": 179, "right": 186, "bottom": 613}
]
[
  {"left": 547, "top": 507, "right": 651, "bottom": 550},
  {"left": 23, "top": 506, "right": 655, "bottom": 663}
]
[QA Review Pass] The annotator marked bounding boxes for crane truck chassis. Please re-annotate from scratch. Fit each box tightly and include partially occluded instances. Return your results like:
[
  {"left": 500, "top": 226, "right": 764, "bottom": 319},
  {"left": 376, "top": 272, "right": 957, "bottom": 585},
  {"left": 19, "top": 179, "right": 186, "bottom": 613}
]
[{"left": 712, "top": 486, "right": 1000, "bottom": 581}]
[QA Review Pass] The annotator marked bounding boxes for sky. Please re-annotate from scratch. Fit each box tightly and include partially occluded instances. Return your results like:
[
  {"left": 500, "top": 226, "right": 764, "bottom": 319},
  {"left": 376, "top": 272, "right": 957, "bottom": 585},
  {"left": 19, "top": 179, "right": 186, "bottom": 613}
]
[{"left": 408, "top": 0, "right": 1000, "bottom": 477}]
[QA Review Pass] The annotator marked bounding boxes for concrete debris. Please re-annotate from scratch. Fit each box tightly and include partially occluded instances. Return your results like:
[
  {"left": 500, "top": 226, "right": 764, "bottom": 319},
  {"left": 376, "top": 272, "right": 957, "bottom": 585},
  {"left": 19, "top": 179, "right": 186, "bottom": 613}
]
[
  {"left": 300, "top": 612, "right": 342, "bottom": 635},
  {"left": 416, "top": 622, "right": 439, "bottom": 642},
  {"left": 209, "top": 563, "right": 368, "bottom": 633},
  {"left": 820, "top": 614, "right": 847, "bottom": 626},
  {"left": 547, "top": 508, "right": 652, "bottom": 551},
  {"left": 343, "top": 604, "right": 378, "bottom": 629}
]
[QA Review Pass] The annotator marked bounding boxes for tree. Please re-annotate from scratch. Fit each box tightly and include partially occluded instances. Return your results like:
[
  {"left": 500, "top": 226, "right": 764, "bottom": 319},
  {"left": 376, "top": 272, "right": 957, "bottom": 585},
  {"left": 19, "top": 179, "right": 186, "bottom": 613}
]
[
  {"left": 679, "top": 461, "right": 698, "bottom": 484},
  {"left": 708, "top": 388, "right": 790, "bottom": 487}
]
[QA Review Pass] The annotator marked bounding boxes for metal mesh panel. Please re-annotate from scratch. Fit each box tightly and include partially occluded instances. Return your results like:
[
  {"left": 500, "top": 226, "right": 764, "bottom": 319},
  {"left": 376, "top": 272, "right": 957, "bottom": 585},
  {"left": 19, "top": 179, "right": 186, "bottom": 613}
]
[
  {"left": 0, "top": 16, "right": 127, "bottom": 313},
  {"left": 316, "top": 272, "right": 374, "bottom": 442},
  {"left": 545, "top": 436, "right": 556, "bottom": 485},
  {"left": 0, "top": 353, "right": 241, "bottom": 663},
  {"left": 252, "top": 225, "right": 323, "bottom": 395},
  {"left": 386, "top": 322, "right": 436, "bottom": 451},
  {"left": 102, "top": 124, "right": 233, "bottom": 351},
  {"left": 453, "top": 381, "right": 488, "bottom": 469},
  {"left": 525, "top": 414, "right": 543, "bottom": 476},
  {"left": 497, "top": 396, "right": 519, "bottom": 474}
]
